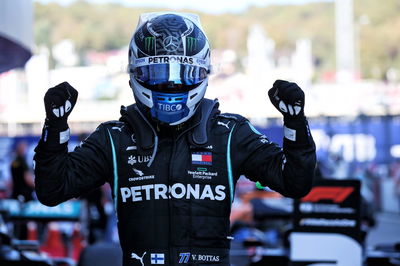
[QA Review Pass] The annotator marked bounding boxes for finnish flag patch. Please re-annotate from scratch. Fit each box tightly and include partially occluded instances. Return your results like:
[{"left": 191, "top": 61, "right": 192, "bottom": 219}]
[{"left": 151, "top": 253, "right": 165, "bottom": 264}]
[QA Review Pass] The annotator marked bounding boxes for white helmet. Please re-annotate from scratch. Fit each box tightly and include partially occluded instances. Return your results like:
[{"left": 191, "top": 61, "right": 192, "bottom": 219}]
[{"left": 128, "top": 12, "right": 211, "bottom": 125}]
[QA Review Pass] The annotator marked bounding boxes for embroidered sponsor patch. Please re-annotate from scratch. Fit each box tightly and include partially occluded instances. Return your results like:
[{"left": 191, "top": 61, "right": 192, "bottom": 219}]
[
  {"left": 191, "top": 152, "right": 212, "bottom": 165},
  {"left": 151, "top": 253, "right": 165, "bottom": 264}
]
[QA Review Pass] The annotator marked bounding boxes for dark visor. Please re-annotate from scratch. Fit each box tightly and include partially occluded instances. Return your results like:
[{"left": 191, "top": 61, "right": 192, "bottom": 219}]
[{"left": 130, "top": 63, "right": 208, "bottom": 92}]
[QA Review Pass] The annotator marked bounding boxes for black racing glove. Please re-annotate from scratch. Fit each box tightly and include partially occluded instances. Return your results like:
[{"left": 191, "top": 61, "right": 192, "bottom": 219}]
[
  {"left": 40, "top": 82, "right": 78, "bottom": 147},
  {"left": 268, "top": 79, "right": 305, "bottom": 120},
  {"left": 268, "top": 80, "right": 310, "bottom": 143},
  {"left": 44, "top": 82, "right": 78, "bottom": 129}
]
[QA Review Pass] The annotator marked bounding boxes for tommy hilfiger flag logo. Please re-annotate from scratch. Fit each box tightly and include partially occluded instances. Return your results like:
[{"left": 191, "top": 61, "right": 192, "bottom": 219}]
[{"left": 191, "top": 152, "right": 212, "bottom": 165}]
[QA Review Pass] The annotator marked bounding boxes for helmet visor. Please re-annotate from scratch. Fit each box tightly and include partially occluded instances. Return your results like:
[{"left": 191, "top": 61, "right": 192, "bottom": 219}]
[{"left": 129, "top": 56, "right": 209, "bottom": 93}]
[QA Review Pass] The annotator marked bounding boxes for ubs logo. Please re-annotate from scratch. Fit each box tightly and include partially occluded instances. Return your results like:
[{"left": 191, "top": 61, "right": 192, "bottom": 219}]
[{"left": 127, "top": 155, "right": 152, "bottom": 165}]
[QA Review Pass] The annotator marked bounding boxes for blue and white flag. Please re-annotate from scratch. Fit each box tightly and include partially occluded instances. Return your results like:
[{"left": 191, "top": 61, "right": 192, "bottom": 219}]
[{"left": 151, "top": 253, "right": 165, "bottom": 264}]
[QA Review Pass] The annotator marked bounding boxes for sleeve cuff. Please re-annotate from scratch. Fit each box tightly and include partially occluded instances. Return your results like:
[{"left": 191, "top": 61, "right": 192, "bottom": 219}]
[
  {"left": 283, "top": 116, "right": 312, "bottom": 145},
  {"left": 38, "top": 123, "right": 70, "bottom": 151}
]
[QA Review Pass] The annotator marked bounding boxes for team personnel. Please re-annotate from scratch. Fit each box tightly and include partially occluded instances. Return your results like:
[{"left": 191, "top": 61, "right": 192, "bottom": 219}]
[{"left": 34, "top": 12, "right": 316, "bottom": 265}]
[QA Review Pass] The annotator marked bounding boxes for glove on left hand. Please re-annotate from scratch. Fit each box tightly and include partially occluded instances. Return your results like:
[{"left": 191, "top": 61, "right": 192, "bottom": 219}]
[{"left": 268, "top": 80, "right": 305, "bottom": 119}]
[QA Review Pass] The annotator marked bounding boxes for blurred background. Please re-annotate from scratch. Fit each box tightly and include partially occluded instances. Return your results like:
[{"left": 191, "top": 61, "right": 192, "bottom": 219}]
[{"left": 0, "top": 0, "right": 399, "bottom": 265}]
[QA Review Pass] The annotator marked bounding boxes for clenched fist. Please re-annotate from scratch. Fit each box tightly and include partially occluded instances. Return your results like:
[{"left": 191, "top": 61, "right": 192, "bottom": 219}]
[
  {"left": 44, "top": 82, "right": 78, "bottom": 128},
  {"left": 268, "top": 80, "right": 305, "bottom": 119}
]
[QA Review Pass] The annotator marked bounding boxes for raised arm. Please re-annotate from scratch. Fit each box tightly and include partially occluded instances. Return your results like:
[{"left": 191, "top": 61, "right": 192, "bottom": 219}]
[
  {"left": 33, "top": 82, "right": 110, "bottom": 206},
  {"left": 235, "top": 80, "right": 316, "bottom": 198}
]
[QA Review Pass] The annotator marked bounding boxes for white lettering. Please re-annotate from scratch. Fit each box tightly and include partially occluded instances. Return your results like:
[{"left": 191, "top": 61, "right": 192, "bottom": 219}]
[
  {"left": 157, "top": 103, "right": 183, "bottom": 112},
  {"left": 215, "top": 185, "right": 226, "bottom": 201},
  {"left": 186, "top": 184, "right": 200, "bottom": 199},
  {"left": 119, "top": 183, "right": 226, "bottom": 202},
  {"left": 137, "top": 156, "right": 151, "bottom": 163},
  {"left": 154, "top": 184, "right": 168, "bottom": 200},
  {"left": 187, "top": 170, "right": 218, "bottom": 180},
  {"left": 171, "top": 183, "right": 186, "bottom": 199},
  {"left": 299, "top": 218, "right": 356, "bottom": 227},
  {"left": 196, "top": 255, "right": 220, "bottom": 262},
  {"left": 128, "top": 175, "right": 155, "bottom": 182},
  {"left": 121, "top": 187, "right": 131, "bottom": 202},
  {"left": 131, "top": 187, "right": 142, "bottom": 202},
  {"left": 200, "top": 185, "right": 215, "bottom": 200},
  {"left": 142, "top": 185, "right": 154, "bottom": 200},
  {"left": 313, "top": 130, "right": 377, "bottom": 162}
]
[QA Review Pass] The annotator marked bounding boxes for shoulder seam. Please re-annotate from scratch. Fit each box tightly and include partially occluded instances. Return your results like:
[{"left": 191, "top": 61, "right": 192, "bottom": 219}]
[{"left": 217, "top": 113, "right": 247, "bottom": 123}]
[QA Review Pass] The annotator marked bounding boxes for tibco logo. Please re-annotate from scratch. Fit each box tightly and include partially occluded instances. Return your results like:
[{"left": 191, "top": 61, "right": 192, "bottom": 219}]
[
  {"left": 120, "top": 183, "right": 226, "bottom": 202},
  {"left": 157, "top": 103, "right": 182, "bottom": 112}
]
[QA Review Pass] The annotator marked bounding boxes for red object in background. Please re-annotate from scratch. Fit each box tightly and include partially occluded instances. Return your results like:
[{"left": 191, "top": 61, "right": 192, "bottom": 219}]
[
  {"left": 301, "top": 186, "right": 354, "bottom": 203},
  {"left": 71, "top": 223, "right": 85, "bottom": 261},
  {"left": 40, "top": 222, "right": 67, "bottom": 258},
  {"left": 27, "top": 221, "right": 37, "bottom": 241},
  {"left": 39, "top": 222, "right": 86, "bottom": 261}
]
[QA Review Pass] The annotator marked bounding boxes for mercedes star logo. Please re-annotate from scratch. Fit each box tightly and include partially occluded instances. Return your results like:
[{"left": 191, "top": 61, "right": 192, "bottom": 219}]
[{"left": 163, "top": 36, "right": 180, "bottom": 52}]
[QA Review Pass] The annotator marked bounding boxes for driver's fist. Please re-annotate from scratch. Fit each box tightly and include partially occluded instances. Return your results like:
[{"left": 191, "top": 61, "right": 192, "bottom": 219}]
[
  {"left": 268, "top": 80, "right": 305, "bottom": 118},
  {"left": 44, "top": 82, "right": 78, "bottom": 127}
]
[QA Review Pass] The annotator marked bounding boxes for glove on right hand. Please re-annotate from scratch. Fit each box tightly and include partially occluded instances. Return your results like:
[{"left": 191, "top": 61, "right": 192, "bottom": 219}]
[{"left": 44, "top": 82, "right": 78, "bottom": 128}]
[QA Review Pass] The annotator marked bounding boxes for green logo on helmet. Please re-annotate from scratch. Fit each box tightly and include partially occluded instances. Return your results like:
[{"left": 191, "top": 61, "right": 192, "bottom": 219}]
[
  {"left": 186, "top": 37, "right": 198, "bottom": 52},
  {"left": 144, "top": 37, "right": 155, "bottom": 52}
]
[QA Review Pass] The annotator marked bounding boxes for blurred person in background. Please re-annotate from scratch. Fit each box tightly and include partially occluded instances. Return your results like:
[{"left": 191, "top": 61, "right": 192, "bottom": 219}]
[
  {"left": 9, "top": 141, "right": 35, "bottom": 240},
  {"left": 33, "top": 12, "right": 316, "bottom": 265},
  {"left": 390, "top": 159, "right": 400, "bottom": 212},
  {"left": 10, "top": 141, "right": 34, "bottom": 202}
]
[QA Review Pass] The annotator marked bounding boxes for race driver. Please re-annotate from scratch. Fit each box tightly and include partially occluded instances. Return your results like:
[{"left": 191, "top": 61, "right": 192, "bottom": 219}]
[{"left": 34, "top": 12, "right": 316, "bottom": 266}]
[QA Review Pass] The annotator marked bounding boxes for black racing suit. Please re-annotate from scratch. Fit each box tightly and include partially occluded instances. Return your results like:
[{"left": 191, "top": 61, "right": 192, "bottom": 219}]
[{"left": 34, "top": 99, "right": 316, "bottom": 266}]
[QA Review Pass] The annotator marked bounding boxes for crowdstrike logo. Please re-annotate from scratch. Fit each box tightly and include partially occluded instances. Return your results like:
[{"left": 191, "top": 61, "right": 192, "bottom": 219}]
[
  {"left": 129, "top": 168, "right": 155, "bottom": 182},
  {"left": 120, "top": 183, "right": 226, "bottom": 202},
  {"left": 133, "top": 168, "right": 144, "bottom": 176}
]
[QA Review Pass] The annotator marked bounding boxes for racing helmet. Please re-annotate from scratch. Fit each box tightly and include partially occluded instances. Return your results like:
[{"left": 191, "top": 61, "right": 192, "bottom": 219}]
[{"left": 128, "top": 12, "right": 211, "bottom": 125}]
